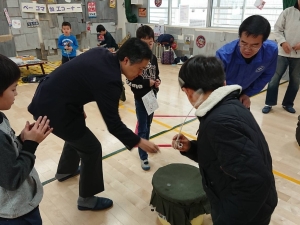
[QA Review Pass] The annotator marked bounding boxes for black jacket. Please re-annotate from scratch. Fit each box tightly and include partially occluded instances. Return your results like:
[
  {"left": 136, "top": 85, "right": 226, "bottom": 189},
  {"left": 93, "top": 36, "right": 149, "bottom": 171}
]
[
  {"left": 126, "top": 54, "right": 160, "bottom": 99},
  {"left": 182, "top": 85, "right": 277, "bottom": 225},
  {"left": 28, "top": 48, "right": 139, "bottom": 149},
  {"left": 101, "top": 31, "right": 119, "bottom": 50}
]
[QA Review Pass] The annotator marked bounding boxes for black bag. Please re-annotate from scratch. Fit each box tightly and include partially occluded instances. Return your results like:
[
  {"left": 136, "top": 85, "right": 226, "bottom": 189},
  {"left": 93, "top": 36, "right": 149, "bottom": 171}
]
[
  {"left": 21, "top": 74, "right": 47, "bottom": 83},
  {"left": 296, "top": 115, "right": 300, "bottom": 145},
  {"left": 157, "top": 34, "right": 174, "bottom": 47}
]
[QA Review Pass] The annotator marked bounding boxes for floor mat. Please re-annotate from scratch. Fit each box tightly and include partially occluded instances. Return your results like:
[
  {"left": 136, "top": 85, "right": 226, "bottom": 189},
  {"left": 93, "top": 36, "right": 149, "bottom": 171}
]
[{"left": 19, "top": 61, "right": 61, "bottom": 84}]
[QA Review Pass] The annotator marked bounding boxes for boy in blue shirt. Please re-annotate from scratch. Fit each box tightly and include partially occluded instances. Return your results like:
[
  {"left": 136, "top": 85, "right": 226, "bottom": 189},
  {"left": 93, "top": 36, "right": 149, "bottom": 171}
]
[{"left": 58, "top": 22, "right": 79, "bottom": 64}]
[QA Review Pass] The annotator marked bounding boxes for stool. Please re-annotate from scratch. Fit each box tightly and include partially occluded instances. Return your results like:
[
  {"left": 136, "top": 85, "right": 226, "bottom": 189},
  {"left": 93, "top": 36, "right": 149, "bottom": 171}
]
[{"left": 150, "top": 163, "right": 211, "bottom": 225}]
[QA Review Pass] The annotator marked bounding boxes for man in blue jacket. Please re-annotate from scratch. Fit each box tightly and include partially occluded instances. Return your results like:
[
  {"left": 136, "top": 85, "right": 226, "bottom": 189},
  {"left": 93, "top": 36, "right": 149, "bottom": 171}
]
[{"left": 216, "top": 15, "right": 278, "bottom": 108}]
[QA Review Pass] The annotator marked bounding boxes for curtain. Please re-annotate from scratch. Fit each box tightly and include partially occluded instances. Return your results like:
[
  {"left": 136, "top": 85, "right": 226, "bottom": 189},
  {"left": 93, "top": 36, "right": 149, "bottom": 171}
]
[
  {"left": 124, "top": 0, "right": 137, "bottom": 23},
  {"left": 283, "top": 0, "right": 296, "bottom": 9}
]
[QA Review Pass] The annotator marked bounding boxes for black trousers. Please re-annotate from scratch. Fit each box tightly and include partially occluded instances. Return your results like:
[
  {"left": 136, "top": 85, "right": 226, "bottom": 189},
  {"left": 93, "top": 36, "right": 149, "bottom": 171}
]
[
  {"left": 0, "top": 207, "right": 42, "bottom": 225},
  {"left": 61, "top": 56, "right": 75, "bottom": 64},
  {"left": 56, "top": 127, "right": 104, "bottom": 198}
]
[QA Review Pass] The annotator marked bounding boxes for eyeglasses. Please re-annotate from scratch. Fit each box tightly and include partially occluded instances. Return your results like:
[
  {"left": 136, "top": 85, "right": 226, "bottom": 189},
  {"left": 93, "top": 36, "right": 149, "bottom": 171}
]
[
  {"left": 239, "top": 41, "right": 261, "bottom": 51},
  {"left": 178, "top": 77, "right": 185, "bottom": 88}
]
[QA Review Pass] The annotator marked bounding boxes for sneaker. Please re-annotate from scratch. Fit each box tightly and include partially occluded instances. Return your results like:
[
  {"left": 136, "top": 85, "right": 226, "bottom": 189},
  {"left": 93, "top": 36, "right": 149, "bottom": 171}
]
[
  {"left": 141, "top": 159, "right": 150, "bottom": 171},
  {"left": 262, "top": 105, "right": 272, "bottom": 114},
  {"left": 177, "top": 60, "right": 184, "bottom": 65},
  {"left": 283, "top": 106, "right": 296, "bottom": 113}
]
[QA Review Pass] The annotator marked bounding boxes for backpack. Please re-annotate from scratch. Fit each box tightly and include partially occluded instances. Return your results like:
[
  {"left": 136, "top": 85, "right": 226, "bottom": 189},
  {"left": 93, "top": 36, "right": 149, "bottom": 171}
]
[
  {"left": 161, "top": 47, "right": 174, "bottom": 65},
  {"left": 157, "top": 34, "right": 174, "bottom": 47}
]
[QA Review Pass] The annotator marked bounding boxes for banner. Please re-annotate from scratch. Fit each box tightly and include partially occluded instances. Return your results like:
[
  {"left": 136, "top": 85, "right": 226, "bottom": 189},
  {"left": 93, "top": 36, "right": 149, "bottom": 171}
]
[
  {"left": 21, "top": 3, "right": 47, "bottom": 13},
  {"left": 48, "top": 4, "right": 82, "bottom": 13},
  {"left": 3, "top": 8, "right": 12, "bottom": 27},
  {"left": 87, "top": 1, "right": 97, "bottom": 18}
]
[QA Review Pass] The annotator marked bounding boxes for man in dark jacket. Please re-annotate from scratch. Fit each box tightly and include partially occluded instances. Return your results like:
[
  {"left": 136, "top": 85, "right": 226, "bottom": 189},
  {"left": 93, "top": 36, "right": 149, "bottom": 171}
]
[
  {"left": 172, "top": 55, "right": 277, "bottom": 225},
  {"left": 28, "top": 38, "right": 160, "bottom": 212}
]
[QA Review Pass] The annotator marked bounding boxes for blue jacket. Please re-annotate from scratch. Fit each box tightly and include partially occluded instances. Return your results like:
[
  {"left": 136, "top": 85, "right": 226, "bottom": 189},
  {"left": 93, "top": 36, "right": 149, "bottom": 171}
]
[
  {"left": 58, "top": 34, "right": 78, "bottom": 57},
  {"left": 216, "top": 39, "right": 278, "bottom": 96}
]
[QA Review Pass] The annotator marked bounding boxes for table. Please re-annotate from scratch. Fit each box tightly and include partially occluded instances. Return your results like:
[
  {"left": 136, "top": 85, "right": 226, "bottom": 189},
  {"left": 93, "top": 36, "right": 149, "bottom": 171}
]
[
  {"left": 150, "top": 163, "right": 211, "bottom": 225},
  {"left": 9, "top": 57, "right": 46, "bottom": 74}
]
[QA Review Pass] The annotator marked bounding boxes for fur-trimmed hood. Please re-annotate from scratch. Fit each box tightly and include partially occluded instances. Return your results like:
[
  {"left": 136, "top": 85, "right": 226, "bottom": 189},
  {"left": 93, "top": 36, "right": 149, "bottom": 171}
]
[{"left": 195, "top": 85, "right": 242, "bottom": 117}]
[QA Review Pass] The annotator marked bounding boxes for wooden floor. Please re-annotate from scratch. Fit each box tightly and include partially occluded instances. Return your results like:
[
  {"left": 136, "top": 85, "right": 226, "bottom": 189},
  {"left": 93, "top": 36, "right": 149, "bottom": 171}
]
[{"left": 5, "top": 64, "right": 300, "bottom": 225}]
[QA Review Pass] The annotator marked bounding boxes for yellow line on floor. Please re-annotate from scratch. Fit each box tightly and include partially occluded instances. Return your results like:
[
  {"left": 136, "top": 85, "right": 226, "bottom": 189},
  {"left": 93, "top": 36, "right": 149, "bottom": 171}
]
[
  {"left": 152, "top": 118, "right": 196, "bottom": 140},
  {"left": 273, "top": 170, "right": 300, "bottom": 185}
]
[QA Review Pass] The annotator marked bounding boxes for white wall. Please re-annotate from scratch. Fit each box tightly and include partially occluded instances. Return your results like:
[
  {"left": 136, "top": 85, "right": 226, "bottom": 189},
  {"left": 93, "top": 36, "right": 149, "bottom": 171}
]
[{"left": 117, "top": 0, "right": 128, "bottom": 39}]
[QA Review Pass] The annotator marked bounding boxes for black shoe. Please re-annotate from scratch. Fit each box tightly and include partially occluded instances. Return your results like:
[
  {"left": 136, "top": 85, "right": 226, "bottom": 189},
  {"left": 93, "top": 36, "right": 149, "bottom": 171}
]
[
  {"left": 282, "top": 106, "right": 296, "bottom": 113},
  {"left": 78, "top": 197, "right": 113, "bottom": 211},
  {"left": 262, "top": 106, "right": 272, "bottom": 114},
  {"left": 56, "top": 166, "right": 80, "bottom": 182}
]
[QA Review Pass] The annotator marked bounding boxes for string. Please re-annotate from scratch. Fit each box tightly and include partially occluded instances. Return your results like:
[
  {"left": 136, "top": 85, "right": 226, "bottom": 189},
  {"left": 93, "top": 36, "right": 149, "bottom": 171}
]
[{"left": 175, "top": 88, "right": 204, "bottom": 149}]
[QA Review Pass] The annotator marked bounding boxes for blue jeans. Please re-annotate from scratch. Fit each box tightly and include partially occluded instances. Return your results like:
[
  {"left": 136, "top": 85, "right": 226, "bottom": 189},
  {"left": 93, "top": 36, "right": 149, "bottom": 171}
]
[
  {"left": 0, "top": 207, "right": 42, "bottom": 225},
  {"left": 135, "top": 98, "right": 154, "bottom": 160},
  {"left": 265, "top": 56, "right": 300, "bottom": 107}
]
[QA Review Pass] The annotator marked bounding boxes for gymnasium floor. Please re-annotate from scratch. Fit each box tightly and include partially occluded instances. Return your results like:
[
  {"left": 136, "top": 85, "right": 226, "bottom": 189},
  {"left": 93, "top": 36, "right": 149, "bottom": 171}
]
[{"left": 7, "top": 62, "right": 300, "bottom": 224}]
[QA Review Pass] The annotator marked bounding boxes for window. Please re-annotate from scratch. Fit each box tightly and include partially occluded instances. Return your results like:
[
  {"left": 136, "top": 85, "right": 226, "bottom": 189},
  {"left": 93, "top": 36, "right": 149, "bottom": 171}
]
[
  {"left": 211, "top": 0, "right": 283, "bottom": 28},
  {"left": 148, "top": 0, "right": 283, "bottom": 29},
  {"left": 149, "top": 0, "right": 169, "bottom": 24},
  {"left": 171, "top": 0, "right": 208, "bottom": 27}
]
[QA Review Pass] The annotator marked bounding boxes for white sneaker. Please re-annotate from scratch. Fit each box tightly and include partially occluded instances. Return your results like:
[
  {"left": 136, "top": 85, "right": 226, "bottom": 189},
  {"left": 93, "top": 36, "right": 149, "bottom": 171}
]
[
  {"left": 141, "top": 159, "right": 150, "bottom": 171},
  {"left": 177, "top": 60, "right": 184, "bottom": 65}
]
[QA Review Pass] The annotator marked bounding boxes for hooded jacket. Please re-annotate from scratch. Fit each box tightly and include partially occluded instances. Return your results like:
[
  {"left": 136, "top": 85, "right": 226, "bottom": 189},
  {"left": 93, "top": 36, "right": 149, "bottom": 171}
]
[{"left": 181, "top": 85, "right": 277, "bottom": 225}]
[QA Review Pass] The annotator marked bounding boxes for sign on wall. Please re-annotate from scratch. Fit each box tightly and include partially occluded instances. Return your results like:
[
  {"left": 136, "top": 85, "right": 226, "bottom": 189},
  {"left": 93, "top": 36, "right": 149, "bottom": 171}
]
[
  {"left": 154, "top": 24, "right": 164, "bottom": 37},
  {"left": 179, "top": 5, "right": 189, "bottom": 24},
  {"left": 27, "top": 19, "right": 40, "bottom": 28},
  {"left": 48, "top": 4, "right": 82, "bottom": 13},
  {"left": 155, "top": 0, "right": 162, "bottom": 7},
  {"left": 21, "top": 3, "right": 47, "bottom": 13},
  {"left": 12, "top": 20, "right": 21, "bottom": 29},
  {"left": 87, "top": 2, "right": 97, "bottom": 18},
  {"left": 138, "top": 8, "right": 147, "bottom": 17}
]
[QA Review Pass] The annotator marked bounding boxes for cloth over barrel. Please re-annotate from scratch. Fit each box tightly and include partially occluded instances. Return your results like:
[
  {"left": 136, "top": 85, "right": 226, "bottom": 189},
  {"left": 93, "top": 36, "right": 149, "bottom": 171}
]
[{"left": 150, "top": 163, "right": 211, "bottom": 225}]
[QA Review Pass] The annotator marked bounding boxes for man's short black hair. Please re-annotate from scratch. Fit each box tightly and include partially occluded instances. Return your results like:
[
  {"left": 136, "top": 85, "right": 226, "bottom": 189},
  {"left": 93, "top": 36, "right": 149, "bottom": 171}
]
[
  {"left": 239, "top": 15, "right": 270, "bottom": 42},
  {"left": 117, "top": 38, "right": 152, "bottom": 64},
  {"left": 96, "top": 25, "right": 106, "bottom": 33},
  {"left": 179, "top": 55, "right": 225, "bottom": 93},
  {"left": 136, "top": 25, "right": 154, "bottom": 40},
  {"left": 62, "top": 21, "right": 71, "bottom": 28},
  {"left": 0, "top": 54, "right": 20, "bottom": 95}
]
